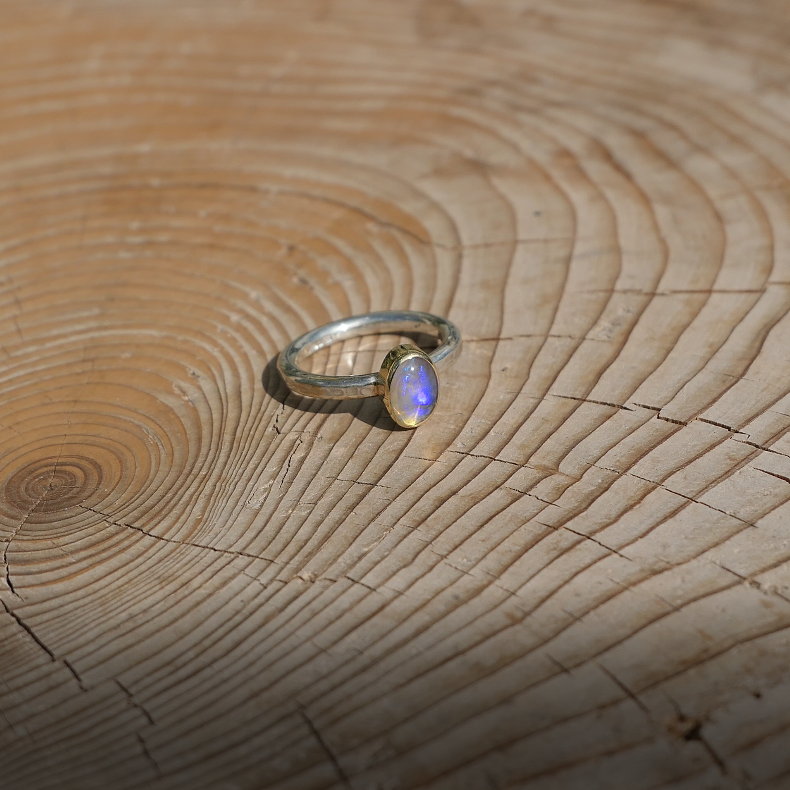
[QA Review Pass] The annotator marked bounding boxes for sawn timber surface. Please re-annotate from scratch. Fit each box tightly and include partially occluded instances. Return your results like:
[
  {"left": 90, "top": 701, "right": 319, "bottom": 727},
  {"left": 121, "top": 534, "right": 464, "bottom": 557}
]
[{"left": 1, "top": 2, "right": 790, "bottom": 789}]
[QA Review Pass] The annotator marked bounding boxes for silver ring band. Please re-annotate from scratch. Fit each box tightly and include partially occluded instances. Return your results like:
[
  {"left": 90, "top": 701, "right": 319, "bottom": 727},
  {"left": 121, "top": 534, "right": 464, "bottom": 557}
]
[{"left": 277, "top": 310, "right": 461, "bottom": 427}]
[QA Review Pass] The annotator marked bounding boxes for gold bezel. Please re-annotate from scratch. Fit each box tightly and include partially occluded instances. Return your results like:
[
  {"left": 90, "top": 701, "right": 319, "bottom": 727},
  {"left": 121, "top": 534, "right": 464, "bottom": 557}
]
[{"left": 379, "top": 344, "right": 437, "bottom": 428}]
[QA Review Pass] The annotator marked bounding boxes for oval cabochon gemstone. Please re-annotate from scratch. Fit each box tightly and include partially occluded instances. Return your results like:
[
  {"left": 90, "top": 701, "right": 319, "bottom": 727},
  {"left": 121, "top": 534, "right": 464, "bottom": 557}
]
[{"left": 389, "top": 356, "right": 438, "bottom": 427}]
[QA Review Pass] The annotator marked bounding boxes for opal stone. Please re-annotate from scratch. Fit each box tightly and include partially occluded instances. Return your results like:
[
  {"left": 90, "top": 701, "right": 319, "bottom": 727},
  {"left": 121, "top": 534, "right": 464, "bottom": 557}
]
[{"left": 389, "top": 356, "right": 438, "bottom": 427}]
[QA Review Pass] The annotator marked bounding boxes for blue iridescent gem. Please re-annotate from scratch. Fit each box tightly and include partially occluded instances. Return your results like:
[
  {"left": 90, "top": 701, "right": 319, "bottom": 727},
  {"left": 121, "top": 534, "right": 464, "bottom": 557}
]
[{"left": 389, "top": 356, "right": 438, "bottom": 427}]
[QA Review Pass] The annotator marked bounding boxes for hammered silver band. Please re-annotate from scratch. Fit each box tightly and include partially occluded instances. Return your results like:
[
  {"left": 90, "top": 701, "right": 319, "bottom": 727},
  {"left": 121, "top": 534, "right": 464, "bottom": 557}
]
[{"left": 277, "top": 310, "right": 461, "bottom": 400}]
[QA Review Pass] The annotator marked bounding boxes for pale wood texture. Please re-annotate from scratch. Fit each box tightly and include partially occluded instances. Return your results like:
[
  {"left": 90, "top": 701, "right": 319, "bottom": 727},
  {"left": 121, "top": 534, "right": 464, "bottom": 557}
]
[{"left": 2, "top": 1, "right": 790, "bottom": 788}]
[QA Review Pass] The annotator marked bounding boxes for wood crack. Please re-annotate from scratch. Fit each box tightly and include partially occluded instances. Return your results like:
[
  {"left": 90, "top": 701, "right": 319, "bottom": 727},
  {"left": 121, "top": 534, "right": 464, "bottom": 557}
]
[
  {"left": 666, "top": 697, "right": 728, "bottom": 776},
  {"left": 551, "top": 393, "right": 634, "bottom": 411},
  {"left": 591, "top": 466, "right": 759, "bottom": 529},
  {"left": 137, "top": 733, "right": 163, "bottom": 779},
  {"left": 446, "top": 449, "right": 522, "bottom": 468},
  {"left": 696, "top": 417, "right": 747, "bottom": 435},
  {"left": 280, "top": 436, "right": 303, "bottom": 489},
  {"left": 299, "top": 707, "right": 351, "bottom": 789},
  {"left": 598, "top": 664, "right": 650, "bottom": 715},
  {"left": 1, "top": 599, "right": 86, "bottom": 690},
  {"left": 755, "top": 468, "right": 790, "bottom": 486},
  {"left": 116, "top": 680, "right": 156, "bottom": 726},
  {"left": 79, "top": 506, "right": 279, "bottom": 564},
  {"left": 3, "top": 484, "right": 53, "bottom": 598}
]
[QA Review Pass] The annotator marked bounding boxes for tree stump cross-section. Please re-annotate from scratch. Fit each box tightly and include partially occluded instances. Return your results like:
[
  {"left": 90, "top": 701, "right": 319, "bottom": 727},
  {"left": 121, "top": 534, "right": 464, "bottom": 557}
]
[{"left": 1, "top": 1, "right": 790, "bottom": 788}]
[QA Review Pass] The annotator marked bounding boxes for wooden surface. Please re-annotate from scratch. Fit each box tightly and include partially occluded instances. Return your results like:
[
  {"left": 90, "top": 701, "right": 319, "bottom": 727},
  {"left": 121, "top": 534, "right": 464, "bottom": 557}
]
[{"left": 2, "top": 1, "right": 790, "bottom": 788}]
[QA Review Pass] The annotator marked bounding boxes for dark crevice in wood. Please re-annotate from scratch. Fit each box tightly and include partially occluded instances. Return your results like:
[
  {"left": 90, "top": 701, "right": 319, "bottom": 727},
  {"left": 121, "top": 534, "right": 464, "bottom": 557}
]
[
  {"left": 117, "top": 680, "right": 156, "bottom": 727},
  {"left": 79, "top": 506, "right": 279, "bottom": 564},
  {"left": 1, "top": 599, "right": 56, "bottom": 662},
  {"left": 696, "top": 417, "right": 746, "bottom": 434},
  {"left": 62, "top": 659, "right": 87, "bottom": 692},
  {"left": 280, "top": 436, "right": 304, "bottom": 489},
  {"left": 551, "top": 393, "right": 634, "bottom": 411},
  {"left": 137, "top": 733, "right": 163, "bottom": 779},
  {"left": 1, "top": 599, "right": 87, "bottom": 690},
  {"left": 755, "top": 468, "right": 790, "bottom": 486},
  {"left": 562, "top": 525, "right": 633, "bottom": 561},
  {"left": 447, "top": 449, "right": 521, "bottom": 467},
  {"left": 668, "top": 707, "right": 729, "bottom": 776},
  {"left": 657, "top": 415, "right": 687, "bottom": 426},
  {"left": 598, "top": 664, "right": 651, "bottom": 715},
  {"left": 299, "top": 707, "right": 351, "bottom": 789}
]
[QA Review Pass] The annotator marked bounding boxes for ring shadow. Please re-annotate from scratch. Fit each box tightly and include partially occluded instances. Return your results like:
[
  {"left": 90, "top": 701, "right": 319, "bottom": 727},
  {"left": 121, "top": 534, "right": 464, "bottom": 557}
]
[
  {"left": 261, "top": 354, "right": 401, "bottom": 430},
  {"left": 260, "top": 332, "right": 439, "bottom": 431}
]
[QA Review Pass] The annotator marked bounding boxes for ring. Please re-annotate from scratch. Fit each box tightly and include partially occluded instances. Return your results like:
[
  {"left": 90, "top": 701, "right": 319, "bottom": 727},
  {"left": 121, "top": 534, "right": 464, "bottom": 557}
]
[{"left": 277, "top": 310, "right": 461, "bottom": 428}]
